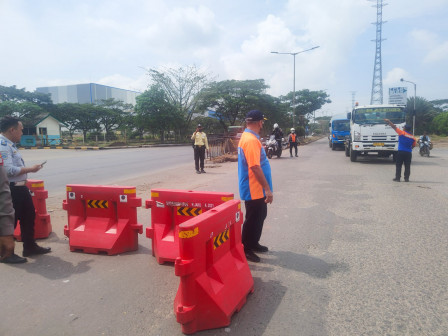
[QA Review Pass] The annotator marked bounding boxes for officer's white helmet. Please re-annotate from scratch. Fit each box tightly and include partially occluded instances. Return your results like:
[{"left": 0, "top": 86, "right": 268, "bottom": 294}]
[
  {"left": 273, "top": 123, "right": 279, "bottom": 129},
  {"left": 291, "top": 128, "right": 295, "bottom": 132}
]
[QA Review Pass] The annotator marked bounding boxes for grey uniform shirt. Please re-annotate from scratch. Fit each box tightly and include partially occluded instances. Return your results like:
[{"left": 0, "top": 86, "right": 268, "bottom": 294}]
[
  {"left": 0, "top": 156, "right": 15, "bottom": 236},
  {"left": 0, "top": 134, "right": 27, "bottom": 182}
]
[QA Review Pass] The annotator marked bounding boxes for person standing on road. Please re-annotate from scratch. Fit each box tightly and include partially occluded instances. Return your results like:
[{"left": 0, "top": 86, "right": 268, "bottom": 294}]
[
  {"left": 384, "top": 119, "right": 416, "bottom": 182},
  {"left": 0, "top": 153, "right": 27, "bottom": 264},
  {"left": 288, "top": 128, "right": 299, "bottom": 157},
  {"left": 238, "top": 110, "right": 273, "bottom": 263},
  {"left": 191, "top": 124, "right": 209, "bottom": 174},
  {"left": 0, "top": 116, "right": 51, "bottom": 257}
]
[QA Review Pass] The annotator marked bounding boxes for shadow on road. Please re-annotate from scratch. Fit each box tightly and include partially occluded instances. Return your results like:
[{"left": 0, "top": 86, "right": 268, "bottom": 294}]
[
  {"left": 23, "top": 254, "right": 93, "bottom": 280},
  {"left": 259, "top": 250, "right": 349, "bottom": 279}
]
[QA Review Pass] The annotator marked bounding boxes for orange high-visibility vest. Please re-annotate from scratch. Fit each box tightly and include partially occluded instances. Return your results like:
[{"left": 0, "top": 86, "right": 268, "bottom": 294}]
[{"left": 290, "top": 134, "right": 296, "bottom": 142}]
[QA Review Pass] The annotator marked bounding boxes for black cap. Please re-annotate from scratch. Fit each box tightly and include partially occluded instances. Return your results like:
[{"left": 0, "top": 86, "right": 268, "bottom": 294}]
[{"left": 245, "top": 110, "right": 266, "bottom": 121}]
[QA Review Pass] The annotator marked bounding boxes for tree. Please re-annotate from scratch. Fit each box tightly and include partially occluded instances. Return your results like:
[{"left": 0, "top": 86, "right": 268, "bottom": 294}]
[
  {"left": 96, "top": 99, "right": 130, "bottom": 140},
  {"left": 196, "top": 79, "right": 270, "bottom": 132},
  {"left": 281, "top": 89, "right": 331, "bottom": 126},
  {"left": 135, "top": 85, "right": 182, "bottom": 143},
  {"left": 431, "top": 112, "right": 448, "bottom": 135},
  {"left": 405, "top": 97, "right": 439, "bottom": 134},
  {"left": 146, "top": 65, "right": 212, "bottom": 132},
  {"left": 0, "top": 85, "right": 52, "bottom": 106},
  {"left": 0, "top": 101, "right": 45, "bottom": 122}
]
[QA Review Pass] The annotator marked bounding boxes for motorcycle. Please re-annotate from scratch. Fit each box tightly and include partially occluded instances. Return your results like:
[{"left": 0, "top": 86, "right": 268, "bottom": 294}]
[
  {"left": 418, "top": 139, "right": 432, "bottom": 157},
  {"left": 266, "top": 135, "right": 283, "bottom": 159}
]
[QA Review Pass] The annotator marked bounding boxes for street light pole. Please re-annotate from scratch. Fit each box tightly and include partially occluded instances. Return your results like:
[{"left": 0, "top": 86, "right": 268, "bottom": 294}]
[
  {"left": 271, "top": 46, "right": 320, "bottom": 127},
  {"left": 400, "top": 78, "right": 417, "bottom": 135}
]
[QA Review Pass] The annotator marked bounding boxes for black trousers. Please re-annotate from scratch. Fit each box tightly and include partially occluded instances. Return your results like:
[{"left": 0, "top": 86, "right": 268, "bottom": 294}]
[
  {"left": 242, "top": 197, "right": 267, "bottom": 249},
  {"left": 194, "top": 145, "right": 206, "bottom": 171},
  {"left": 290, "top": 142, "right": 298, "bottom": 155},
  {"left": 10, "top": 185, "right": 36, "bottom": 249},
  {"left": 395, "top": 150, "right": 412, "bottom": 180}
]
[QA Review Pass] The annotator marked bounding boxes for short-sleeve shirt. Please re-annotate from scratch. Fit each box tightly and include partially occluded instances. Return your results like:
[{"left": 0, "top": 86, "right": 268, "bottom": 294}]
[
  {"left": 0, "top": 134, "right": 27, "bottom": 182},
  {"left": 238, "top": 129, "right": 272, "bottom": 201},
  {"left": 396, "top": 129, "right": 416, "bottom": 152}
]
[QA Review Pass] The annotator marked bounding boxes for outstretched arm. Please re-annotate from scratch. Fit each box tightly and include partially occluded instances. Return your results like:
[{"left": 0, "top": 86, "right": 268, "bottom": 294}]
[{"left": 384, "top": 119, "right": 397, "bottom": 131}]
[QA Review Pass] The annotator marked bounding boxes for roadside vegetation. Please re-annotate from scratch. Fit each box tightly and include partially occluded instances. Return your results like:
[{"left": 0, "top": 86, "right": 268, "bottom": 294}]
[{"left": 1, "top": 66, "right": 447, "bottom": 146}]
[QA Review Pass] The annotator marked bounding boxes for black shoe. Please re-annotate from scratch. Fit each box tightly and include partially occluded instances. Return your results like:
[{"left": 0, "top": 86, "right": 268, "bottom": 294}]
[
  {"left": 393, "top": 178, "right": 400, "bottom": 182},
  {"left": 0, "top": 253, "right": 27, "bottom": 264},
  {"left": 196, "top": 170, "right": 201, "bottom": 174},
  {"left": 290, "top": 155, "right": 293, "bottom": 157},
  {"left": 404, "top": 178, "right": 409, "bottom": 182},
  {"left": 252, "top": 243, "right": 269, "bottom": 253},
  {"left": 244, "top": 249, "right": 260, "bottom": 263},
  {"left": 201, "top": 169, "right": 206, "bottom": 173},
  {"left": 295, "top": 154, "right": 298, "bottom": 157},
  {"left": 23, "top": 245, "right": 51, "bottom": 257}
]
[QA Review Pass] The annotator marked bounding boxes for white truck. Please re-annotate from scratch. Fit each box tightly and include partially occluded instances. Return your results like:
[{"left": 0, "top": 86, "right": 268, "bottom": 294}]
[{"left": 345, "top": 104, "right": 407, "bottom": 162}]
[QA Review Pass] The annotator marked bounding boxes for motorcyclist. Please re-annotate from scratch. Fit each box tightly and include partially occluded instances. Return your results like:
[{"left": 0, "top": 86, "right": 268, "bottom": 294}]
[
  {"left": 271, "top": 124, "right": 283, "bottom": 154},
  {"left": 419, "top": 131, "right": 431, "bottom": 148},
  {"left": 288, "top": 128, "right": 299, "bottom": 157}
]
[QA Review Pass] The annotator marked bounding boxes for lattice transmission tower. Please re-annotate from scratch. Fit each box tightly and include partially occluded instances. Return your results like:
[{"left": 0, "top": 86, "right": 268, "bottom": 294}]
[{"left": 370, "top": 0, "right": 387, "bottom": 105}]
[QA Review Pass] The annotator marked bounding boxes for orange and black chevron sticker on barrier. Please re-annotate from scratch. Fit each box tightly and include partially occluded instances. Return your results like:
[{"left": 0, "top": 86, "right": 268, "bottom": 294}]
[
  {"left": 87, "top": 199, "right": 109, "bottom": 209},
  {"left": 213, "top": 229, "right": 229, "bottom": 249},
  {"left": 177, "top": 206, "right": 202, "bottom": 217}
]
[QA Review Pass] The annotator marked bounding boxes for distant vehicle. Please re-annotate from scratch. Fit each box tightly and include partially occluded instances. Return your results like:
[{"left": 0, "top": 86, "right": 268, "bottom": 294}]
[
  {"left": 345, "top": 104, "right": 406, "bottom": 162},
  {"left": 328, "top": 114, "right": 350, "bottom": 150}
]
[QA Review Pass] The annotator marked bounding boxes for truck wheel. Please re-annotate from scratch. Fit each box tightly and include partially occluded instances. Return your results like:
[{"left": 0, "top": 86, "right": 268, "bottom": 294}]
[
  {"left": 350, "top": 147, "right": 357, "bottom": 162},
  {"left": 345, "top": 145, "right": 350, "bottom": 157},
  {"left": 331, "top": 142, "right": 336, "bottom": 150}
]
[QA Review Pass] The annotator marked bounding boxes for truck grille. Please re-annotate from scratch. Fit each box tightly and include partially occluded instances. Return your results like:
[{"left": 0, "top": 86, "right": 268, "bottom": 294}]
[{"left": 362, "top": 135, "right": 397, "bottom": 141}]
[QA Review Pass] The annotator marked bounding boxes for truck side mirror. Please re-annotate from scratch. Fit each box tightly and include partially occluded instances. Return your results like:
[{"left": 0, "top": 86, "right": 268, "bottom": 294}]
[{"left": 347, "top": 112, "right": 351, "bottom": 120}]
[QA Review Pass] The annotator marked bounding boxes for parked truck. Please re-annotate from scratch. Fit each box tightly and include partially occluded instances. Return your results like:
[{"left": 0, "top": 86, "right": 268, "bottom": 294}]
[
  {"left": 328, "top": 114, "right": 350, "bottom": 150},
  {"left": 345, "top": 104, "right": 407, "bottom": 162}
]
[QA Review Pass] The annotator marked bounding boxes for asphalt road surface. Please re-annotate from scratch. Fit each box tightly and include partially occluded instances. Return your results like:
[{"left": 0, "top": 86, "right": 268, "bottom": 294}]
[{"left": 1, "top": 140, "right": 447, "bottom": 336}]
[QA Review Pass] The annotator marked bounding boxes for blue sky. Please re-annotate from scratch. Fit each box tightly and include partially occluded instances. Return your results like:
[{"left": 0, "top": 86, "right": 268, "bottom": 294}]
[{"left": 1, "top": 0, "right": 447, "bottom": 117}]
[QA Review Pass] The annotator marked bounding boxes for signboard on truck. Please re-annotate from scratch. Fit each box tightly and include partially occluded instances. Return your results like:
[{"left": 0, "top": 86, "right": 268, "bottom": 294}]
[{"left": 388, "top": 87, "right": 407, "bottom": 105}]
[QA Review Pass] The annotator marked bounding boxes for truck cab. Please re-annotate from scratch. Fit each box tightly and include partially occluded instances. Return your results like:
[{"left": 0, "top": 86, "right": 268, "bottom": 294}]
[
  {"left": 328, "top": 114, "right": 350, "bottom": 150},
  {"left": 345, "top": 104, "right": 406, "bottom": 162}
]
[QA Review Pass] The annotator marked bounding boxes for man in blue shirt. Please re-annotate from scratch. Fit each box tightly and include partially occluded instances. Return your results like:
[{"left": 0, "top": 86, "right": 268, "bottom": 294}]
[
  {"left": 385, "top": 119, "right": 416, "bottom": 182},
  {"left": 0, "top": 116, "right": 51, "bottom": 257}
]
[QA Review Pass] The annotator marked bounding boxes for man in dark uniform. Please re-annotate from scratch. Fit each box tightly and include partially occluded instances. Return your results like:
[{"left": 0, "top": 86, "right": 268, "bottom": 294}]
[
  {"left": 0, "top": 116, "right": 51, "bottom": 257},
  {"left": 384, "top": 119, "right": 416, "bottom": 182},
  {"left": 0, "top": 153, "right": 27, "bottom": 263}
]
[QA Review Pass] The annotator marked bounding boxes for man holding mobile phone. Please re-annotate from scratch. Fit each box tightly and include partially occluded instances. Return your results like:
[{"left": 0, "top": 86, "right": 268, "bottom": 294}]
[{"left": 0, "top": 116, "right": 51, "bottom": 257}]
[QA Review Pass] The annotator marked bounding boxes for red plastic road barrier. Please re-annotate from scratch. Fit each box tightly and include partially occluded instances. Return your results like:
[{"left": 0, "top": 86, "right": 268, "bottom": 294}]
[
  {"left": 63, "top": 184, "right": 142, "bottom": 255},
  {"left": 174, "top": 199, "right": 254, "bottom": 334},
  {"left": 13, "top": 180, "right": 52, "bottom": 241},
  {"left": 145, "top": 189, "right": 234, "bottom": 264}
]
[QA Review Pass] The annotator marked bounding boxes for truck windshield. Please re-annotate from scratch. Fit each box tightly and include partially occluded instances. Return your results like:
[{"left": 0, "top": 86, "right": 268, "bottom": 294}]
[
  {"left": 353, "top": 107, "right": 406, "bottom": 125},
  {"left": 333, "top": 120, "right": 350, "bottom": 132}
]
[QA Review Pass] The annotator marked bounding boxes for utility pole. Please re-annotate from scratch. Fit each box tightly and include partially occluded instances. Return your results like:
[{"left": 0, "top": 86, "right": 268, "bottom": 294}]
[
  {"left": 369, "top": 0, "right": 387, "bottom": 105},
  {"left": 350, "top": 91, "right": 357, "bottom": 108}
]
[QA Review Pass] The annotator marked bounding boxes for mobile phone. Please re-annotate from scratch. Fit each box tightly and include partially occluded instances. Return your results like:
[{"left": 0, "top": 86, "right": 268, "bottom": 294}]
[{"left": 41, "top": 160, "right": 47, "bottom": 166}]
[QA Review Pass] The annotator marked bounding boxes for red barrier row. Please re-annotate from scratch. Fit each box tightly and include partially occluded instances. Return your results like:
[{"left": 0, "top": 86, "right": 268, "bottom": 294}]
[
  {"left": 174, "top": 199, "right": 254, "bottom": 334},
  {"left": 145, "top": 189, "right": 234, "bottom": 264},
  {"left": 63, "top": 185, "right": 142, "bottom": 255},
  {"left": 14, "top": 179, "right": 52, "bottom": 241}
]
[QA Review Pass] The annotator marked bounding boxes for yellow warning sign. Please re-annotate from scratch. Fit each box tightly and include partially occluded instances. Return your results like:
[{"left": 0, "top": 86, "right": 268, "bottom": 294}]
[
  {"left": 177, "top": 207, "right": 202, "bottom": 217},
  {"left": 213, "top": 229, "right": 229, "bottom": 249},
  {"left": 87, "top": 199, "right": 109, "bottom": 209},
  {"left": 179, "top": 227, "right": 199, "bottom": 239}
]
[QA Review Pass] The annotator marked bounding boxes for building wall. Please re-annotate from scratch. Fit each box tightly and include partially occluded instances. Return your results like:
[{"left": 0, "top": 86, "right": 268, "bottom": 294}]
[
  {"left": 36, "top": 116, "right": 60, "bottom": 136},
  {"left": 36, "top": 83, "right": 140, "bottom": 106}
]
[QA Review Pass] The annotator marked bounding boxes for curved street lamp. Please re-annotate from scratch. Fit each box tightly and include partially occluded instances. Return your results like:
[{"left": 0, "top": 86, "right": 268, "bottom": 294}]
[
  {"left": 271, "top": 46, "right": 320, "bottom": 126},
  {"left": 400, "top": 78, "right": 416, "bottom": 135}
]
